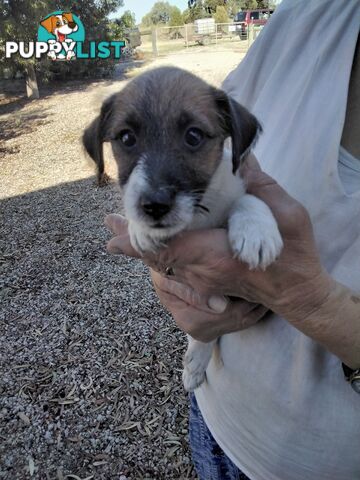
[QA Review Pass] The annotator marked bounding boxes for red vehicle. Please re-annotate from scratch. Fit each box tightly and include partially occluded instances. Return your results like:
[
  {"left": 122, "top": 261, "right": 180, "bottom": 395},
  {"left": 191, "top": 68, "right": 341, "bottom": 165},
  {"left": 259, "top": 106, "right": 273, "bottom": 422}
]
[{"left": 234, "top": 9, "right": 274, "bottom": 38}]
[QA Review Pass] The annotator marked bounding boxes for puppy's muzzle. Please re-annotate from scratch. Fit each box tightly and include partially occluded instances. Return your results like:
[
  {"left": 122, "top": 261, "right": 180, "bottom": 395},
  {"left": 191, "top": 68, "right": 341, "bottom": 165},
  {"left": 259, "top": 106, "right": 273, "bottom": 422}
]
[{"left": 140, "top": 189, "right": 175, "bottom": 221}]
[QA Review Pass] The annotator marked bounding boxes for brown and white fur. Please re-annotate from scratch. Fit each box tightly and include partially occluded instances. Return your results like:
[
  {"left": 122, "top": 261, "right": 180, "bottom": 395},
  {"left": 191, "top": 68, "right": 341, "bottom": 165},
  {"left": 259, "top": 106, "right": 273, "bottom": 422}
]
[{"left": 83, "top": 67, "right": 283, "bottom": 391}]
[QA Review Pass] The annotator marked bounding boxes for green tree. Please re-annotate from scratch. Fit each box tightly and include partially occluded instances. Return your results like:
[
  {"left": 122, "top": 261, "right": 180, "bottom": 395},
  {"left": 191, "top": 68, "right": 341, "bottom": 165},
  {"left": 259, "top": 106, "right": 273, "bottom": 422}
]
[
  {"left": 256, "top": 0, "right": 276, "bottom": 8},
  {"left": 0, "top": 0, "right": 51, "bottom": 98},
  {"left": 120, "top": 10, "right": 136, "bottom": 28},
  {"left": 169, "top": 6, "right": 184, "bottom": 26},
  {"left": 183, "top": 0, "right": 209, "bottom": 23},
  {"left": 0, "top": 0, "right": 124, "bottom": 98},
  {"left": 203, "top": 0, "right": 226, "bottom": 14},
  {"left": 213, "top": 5, "right": 229, "bottom": 23},
  {"left": 109, "top": 10, "right": 136, "bottom": 40},
  {"left": 188, "top": 0, "right": 276, "bottom": 19},
  {"left": 42, "top": 0, "right": 124, "bottom": 82},
  {"left": 141, "top": 12, "right": 153, "bottom": 28},
  {"left": 149, "top": 1, "right": 173, "bottom": 25},
  {"left": 226, "top": 0, "right": 243, "bottom": 17},
  {"left": 238, "top": 0, "right": 274, "bottom": 9},
  {"left": 141, "top": 2, "right": 187, "bottom": 27}
]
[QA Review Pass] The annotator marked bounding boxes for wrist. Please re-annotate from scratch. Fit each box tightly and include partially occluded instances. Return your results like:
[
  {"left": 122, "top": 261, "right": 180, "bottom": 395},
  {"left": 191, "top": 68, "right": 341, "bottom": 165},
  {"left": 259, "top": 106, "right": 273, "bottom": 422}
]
[
  {"left": 273, "top": 270, "right": 337, "bottom": 325},
  {"left": 273, "top": 272, "right": 360, "bottom": 368}
]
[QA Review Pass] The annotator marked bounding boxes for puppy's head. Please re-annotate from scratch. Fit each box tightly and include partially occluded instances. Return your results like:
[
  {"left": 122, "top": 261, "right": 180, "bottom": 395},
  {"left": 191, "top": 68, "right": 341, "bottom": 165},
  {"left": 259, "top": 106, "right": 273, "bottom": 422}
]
[{"left": 83, "top": 67, "right": 261, "bottom": 236}]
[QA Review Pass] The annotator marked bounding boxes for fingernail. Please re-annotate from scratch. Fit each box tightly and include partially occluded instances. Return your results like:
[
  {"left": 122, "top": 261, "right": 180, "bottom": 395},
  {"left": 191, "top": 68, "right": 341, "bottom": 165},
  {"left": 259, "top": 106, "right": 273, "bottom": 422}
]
[{"left": 208, "top": 295, "right": 228, "bottom": 313}]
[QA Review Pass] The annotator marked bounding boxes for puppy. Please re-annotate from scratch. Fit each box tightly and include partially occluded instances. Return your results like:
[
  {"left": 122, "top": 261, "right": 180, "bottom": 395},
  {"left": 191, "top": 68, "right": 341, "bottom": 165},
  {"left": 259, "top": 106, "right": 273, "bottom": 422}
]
[{"left": 83, "top": 67, "right": 283, "bottom": 391}]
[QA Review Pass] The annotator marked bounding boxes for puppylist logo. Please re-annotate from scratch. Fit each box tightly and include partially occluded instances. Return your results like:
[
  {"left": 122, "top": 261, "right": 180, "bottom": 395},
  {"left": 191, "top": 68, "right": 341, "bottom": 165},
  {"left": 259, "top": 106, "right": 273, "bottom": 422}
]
[{"left": 5, "top": 11, "right": 125, "bottom": 61}]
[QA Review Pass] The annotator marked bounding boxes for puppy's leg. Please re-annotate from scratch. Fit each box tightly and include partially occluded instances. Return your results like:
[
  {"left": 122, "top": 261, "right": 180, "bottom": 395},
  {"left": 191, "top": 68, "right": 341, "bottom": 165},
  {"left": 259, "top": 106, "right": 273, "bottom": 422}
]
[
  {"left": 228, "top": 194, "right": 283, "bottom": 270},
  {"left": 182, "top": 336, "right": 215, "bottom": 391},
  {"left": 97, "top": 172, "right": 111, "bottom": 187}
]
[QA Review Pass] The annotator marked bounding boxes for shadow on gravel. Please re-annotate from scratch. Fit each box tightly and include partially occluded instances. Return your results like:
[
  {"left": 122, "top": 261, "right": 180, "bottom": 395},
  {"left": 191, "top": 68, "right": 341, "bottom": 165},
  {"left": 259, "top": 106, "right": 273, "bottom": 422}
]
[
  {"left": 0, "top": 176, "right": 117, "bottom": 262},
  {"left": 0, "top": 108, "right": 52, "bottom": 150},
  {"left": 0, "top": 176, "right": 192, "bottom": 480}
]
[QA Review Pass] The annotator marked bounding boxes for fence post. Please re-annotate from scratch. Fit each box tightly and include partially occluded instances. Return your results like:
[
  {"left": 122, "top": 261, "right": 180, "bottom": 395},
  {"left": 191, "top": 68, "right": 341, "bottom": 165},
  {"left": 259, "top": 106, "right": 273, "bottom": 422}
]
[
  {"left": 185, "top": 24, "right": 188, "bottom": 48},
  {"left": 152, "top": 28, "right": 158, "bottom": 57}
]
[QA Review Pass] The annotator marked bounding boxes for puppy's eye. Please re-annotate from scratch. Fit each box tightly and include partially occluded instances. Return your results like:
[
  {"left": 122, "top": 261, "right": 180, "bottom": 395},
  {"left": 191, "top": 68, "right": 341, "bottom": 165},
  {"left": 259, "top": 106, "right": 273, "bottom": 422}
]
[
  {"left": 118, "top": 129, "right": 136, "bottom": 148},
  {"left": 185, "top": 128, "right": 204, "bottom": 148},
  {"left": 56, "top": 21, "right": 61, "bottom": 27}
]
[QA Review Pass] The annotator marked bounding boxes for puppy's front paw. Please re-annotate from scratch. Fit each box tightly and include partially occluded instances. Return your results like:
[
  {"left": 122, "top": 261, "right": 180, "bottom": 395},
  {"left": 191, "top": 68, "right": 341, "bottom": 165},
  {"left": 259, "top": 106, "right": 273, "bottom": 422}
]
[
  {"left": 229, "top": 213, "right": 283, "bottom": 270},
  {"left": 182, "top": 342, "right": 213, "bottom": 392},
  {"left": 128, "top": 222, "right": 163, "bottom": 254}
]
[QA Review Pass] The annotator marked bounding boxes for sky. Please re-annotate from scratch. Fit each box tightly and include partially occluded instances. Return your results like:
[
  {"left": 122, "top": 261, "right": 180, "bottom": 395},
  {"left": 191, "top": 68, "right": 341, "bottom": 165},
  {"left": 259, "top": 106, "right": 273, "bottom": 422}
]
[{"left": 110, "top": 0, "right": 189, "bottom": 24}]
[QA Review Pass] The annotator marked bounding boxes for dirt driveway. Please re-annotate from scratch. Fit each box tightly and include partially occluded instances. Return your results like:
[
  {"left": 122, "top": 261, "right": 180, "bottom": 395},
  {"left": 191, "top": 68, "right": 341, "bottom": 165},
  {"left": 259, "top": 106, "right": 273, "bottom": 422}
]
[{"left": 0, "top": 49, "right": 245, "bottom": 480}]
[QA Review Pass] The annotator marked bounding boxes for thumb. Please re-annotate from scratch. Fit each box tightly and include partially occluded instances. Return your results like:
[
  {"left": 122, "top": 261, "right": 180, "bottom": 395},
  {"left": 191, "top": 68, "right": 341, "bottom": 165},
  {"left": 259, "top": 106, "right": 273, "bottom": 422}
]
[
  {"left": 105, "top": 214, "right": 141, "bottom": 258},
  {"left": 151, "top": 270, "right": 228, "bottom": 313},
  {"left": 242, "top": 152, "right": 262, "bottom": 172},
  {"left": 242, "top": 155, "right": 301, "bottom": 219},
  {"left": 105, "top": 214, "right": 128, "bottom": 235}
]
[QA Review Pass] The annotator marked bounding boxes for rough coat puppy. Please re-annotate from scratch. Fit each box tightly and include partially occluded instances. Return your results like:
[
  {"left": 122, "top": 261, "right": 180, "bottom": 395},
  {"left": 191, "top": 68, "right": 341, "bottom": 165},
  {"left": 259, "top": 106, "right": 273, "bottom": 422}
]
[{"left": 83, "top": 67, "right": 283, "bottom": 391}]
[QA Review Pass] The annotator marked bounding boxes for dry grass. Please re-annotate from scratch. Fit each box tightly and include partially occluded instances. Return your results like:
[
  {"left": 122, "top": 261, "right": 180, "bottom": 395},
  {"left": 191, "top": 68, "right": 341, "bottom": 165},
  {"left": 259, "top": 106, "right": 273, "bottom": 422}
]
[{"left": 0, "top": 50, "right": 244, "bottom": 479}]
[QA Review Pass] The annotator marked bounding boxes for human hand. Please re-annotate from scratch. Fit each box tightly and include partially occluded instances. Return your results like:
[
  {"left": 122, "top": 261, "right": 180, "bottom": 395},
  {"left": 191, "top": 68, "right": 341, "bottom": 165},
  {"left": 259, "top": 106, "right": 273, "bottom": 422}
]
[
  {"left": 104, "top": 214, "right": 268, "bottom": 341},
  {"left": 150, "top": 269, "right": 268, "bottom": 342},
  {"left": 105, "top": 155, "right": 334, "bottom": 326}
]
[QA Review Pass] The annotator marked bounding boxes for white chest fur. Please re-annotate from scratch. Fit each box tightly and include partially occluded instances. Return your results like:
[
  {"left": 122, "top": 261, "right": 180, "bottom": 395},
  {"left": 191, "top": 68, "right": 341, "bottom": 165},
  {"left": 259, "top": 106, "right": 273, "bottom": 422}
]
[
  {"left": 189, "top": 148, "right": 245, "bottom": 230},
  {"left": 182, "top": 149, "right": 284, "bottom": 392}
]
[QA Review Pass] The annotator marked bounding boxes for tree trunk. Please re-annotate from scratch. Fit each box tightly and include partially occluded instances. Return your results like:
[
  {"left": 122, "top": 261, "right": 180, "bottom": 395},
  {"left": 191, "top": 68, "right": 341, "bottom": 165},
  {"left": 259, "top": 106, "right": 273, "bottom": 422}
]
[{"left": 25, "top": 63, "right": 40, "bottom": 99}]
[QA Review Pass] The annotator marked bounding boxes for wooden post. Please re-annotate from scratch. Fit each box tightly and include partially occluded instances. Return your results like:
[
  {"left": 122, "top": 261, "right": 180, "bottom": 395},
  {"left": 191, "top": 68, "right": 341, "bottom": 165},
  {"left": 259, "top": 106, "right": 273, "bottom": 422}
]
[
  {"left": 185, "top": 24, "right": 188, "bottom": 48},
  {"left": 252, "top": 25, "right": 256, "bottom": 45},
  {"left": 152, "top": 28, "right": 158, "bottom": 57}
]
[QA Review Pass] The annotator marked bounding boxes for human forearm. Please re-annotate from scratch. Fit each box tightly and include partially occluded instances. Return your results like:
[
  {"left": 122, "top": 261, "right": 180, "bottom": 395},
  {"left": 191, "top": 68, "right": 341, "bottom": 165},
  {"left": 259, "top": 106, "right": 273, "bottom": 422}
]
[{"left": 278, "top": 271, "right": 360, "bottom": 369}]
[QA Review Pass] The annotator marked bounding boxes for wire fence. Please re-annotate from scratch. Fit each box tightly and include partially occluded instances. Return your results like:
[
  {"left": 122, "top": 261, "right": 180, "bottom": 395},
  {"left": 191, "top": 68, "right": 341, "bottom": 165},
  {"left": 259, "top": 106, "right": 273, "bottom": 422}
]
[{"left": 138, "top": 23, "right": 263, "bottom": 58}]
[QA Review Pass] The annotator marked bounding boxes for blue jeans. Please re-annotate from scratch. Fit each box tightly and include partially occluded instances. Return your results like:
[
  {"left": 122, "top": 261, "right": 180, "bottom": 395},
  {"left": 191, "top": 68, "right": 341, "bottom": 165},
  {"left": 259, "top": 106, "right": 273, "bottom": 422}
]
[{"left": 189, "top": 393, "right": 251, "bottom": 480}]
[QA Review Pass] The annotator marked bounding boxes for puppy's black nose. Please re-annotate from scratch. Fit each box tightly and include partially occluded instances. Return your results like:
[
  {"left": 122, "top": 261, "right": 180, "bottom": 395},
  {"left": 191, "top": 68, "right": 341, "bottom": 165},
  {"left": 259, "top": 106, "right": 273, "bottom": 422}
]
[{"left": 140, "top": 191, "right": 174, "bottom": 220}]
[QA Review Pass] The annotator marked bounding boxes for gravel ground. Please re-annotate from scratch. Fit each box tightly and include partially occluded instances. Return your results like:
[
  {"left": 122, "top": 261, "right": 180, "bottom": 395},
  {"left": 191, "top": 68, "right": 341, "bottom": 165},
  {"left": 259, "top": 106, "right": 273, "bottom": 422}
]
[{"left": 0, "top": 48, "right": 245, "bottom": 480}]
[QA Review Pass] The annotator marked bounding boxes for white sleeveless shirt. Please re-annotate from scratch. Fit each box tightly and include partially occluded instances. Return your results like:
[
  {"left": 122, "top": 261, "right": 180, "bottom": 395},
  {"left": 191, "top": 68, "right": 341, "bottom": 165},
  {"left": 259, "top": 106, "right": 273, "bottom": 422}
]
[{"left": 195, "top": 1, "right": 360, "bottom": 479}]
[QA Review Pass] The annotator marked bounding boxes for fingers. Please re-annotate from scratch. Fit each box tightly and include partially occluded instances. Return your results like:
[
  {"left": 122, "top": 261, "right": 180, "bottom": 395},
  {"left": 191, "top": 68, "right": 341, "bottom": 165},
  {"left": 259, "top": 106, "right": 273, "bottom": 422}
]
[
  {"left": 104, "top": 214, "right": 128, "bottom": 235},
  {"left": 242, "top": 152, "right": 262, "bottom": 171},
  {"left": 242, "top": 156, "right": 296, "bottom": 206},
  {"left": 242, "top": 155, "right": 309, "bottom": 232},
  {"left": 232, "top": 303, "right": 269, "bottom": 330},
  {"left": 174, "top": 297, "right": 265, "bottom": 342},
  {"left": 151, "top": 269, "right": 268, "bottom": 342},
  {"left": 151, "top": 269, "right": 228, "bottom": 314},
  {"left": 104, "top": 214, "right": 142, "bottom": 258},
  {"left": 107, "top": 235, "right": 141, "bottom": 258},
  {"left": 158, "top": 228, "right": 232, "bottom": 272}
]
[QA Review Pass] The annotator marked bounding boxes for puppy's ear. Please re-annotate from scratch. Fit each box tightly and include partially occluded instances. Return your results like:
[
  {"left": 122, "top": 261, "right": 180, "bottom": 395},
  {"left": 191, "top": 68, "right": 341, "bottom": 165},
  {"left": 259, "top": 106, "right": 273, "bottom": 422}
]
[
  {"left": 82, "top": 95, "right": 115, "bottom": 185},
  {"left": 214, "top": 89, "right": 262, "bottom": 173}
]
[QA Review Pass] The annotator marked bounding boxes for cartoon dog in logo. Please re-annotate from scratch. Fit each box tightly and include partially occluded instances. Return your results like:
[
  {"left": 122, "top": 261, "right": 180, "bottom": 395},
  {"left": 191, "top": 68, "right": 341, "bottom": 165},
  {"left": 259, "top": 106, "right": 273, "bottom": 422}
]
[{"left": 40, "top": 12, "right": 78, "bottom": 60}]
